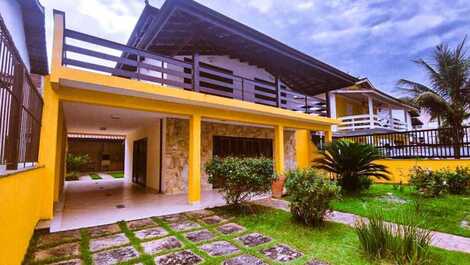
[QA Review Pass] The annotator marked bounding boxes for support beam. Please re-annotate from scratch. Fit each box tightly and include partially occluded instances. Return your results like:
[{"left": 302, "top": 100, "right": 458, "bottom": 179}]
[
  {"left": 368, "top": 96, "right": 374, "bottom": 129},
  {"left": 388, "top": 105, "right": 393, "bottom": 129},
  {"left": 325, "top": 89, "right": 331, "bottom": 118},
  {"left": 272, "top": 125, "right": 285, "bottom": 198},
  {"left": 329, "top": 92, "right": 337, "bottom": 131},
  {"left": 188, "top": 113, "right": 201, "bottom": 204},
  {"left": 192, "top": 52, "right": 200, "bottom": 92}
]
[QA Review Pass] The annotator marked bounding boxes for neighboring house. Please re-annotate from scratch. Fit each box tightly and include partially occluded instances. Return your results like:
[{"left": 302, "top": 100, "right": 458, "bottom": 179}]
[
  {"left": 317, "top": 78, "right": 418, "bottom": 136},
  {"left": 0, "top": 0, "right": 48, "bottom": 172}
]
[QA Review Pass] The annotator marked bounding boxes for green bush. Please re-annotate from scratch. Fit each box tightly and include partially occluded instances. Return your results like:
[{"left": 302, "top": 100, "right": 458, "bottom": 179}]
[
  {"left": 205, "top": 156, "right": 276, "bottom": 206},
  {"left": 409, "top": 167, "right": 447, "bottom": 197},
  {"left": 355, "top": 210, "right": 433, "bottom": 264},
  {"left": 447, "top": 166, "right": 470, "bottom": 194},
  {"left": 285, "top": 168, "right": 340, "bottom": 226},
  {"left": 66, "top": 153, "right": 90, "bottom": 172},
  {"left": 314, "top": 139, "right": 389, "bottom": 193}
]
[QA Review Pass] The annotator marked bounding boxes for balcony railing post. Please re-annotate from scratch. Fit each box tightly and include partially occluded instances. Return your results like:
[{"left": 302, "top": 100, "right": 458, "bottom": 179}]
[
  {"left": 192, "top": 51, "right": 200, "bottom": 92},
  {"left": 275, "top": 77, "right": 281, "bottom": 107},
  {"left": 5, "top": 62, "right": 24, "bottom": 170}
]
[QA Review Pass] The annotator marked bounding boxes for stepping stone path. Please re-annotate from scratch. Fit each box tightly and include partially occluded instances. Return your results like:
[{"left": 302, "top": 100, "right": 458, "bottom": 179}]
[
  {"left": 87, "top": 223, "right": 121, "bottom": 238},
  {"left": 237, "top": 233, "right": 272, "bottom": 247},
  {"left": 200, "top": 241, "right": 240, "bottom": 256},
  {"left": 142, "top": 236, "right": 182, "bottom": 255},
  {"left": 25, "top": 208, "right": 309, "bottom": 265},
  {"left": 155, "top": 250, "right": 203, "bottom": 265},
  {"left": 223, "top": 254, "right": 266, "bottom": 265},
  {"left": 261, "top": 244, "right": 302, "bottom": 262},
  {"left": 170, "top": 220, "right": 201, "bottom": 231},
  {"left": 185, "top": 229, "right": 215, "bottom": 242},
  {"left": 186, "top": 209, "right": 215, "bottom": 218},
  {"left": 217, "top": 223, "right": 245, "bottom": 234},
  {"left": 160, "top": 214, "right": 187, "bottom": 223},
  {"left": 202, "top": 215, "right": 225, "bottom": 225},
  {"left": 89, "top": 233, "right": 129, "bottom": 252},
  {"left": 36, "top": 229, "right": 81, "bottom": 247},
  {"left": 92, "top": 246, "right": 139, "bottom": 265},
  {"left": 127, "top": 218, "right": 157, "bottom": 230},
  {"left": 33, "top": 242, "right": 80, "bottom": 262},
  {"left": 135, "top": 226, "right": 169, "bottom": 240}
]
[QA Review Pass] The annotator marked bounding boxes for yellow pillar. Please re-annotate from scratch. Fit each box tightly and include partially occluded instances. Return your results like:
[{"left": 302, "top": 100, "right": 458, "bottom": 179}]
[
  {"left": 295, "top": 129, "right": 310, "bottom": 168},
  {"left": 188, "top": 113, "right": 201, "bottom": 204},
  {"left": 272, "top": 125, "right": 285, "bottom": 198},
  {"left": 325, "top": 129, "right": 333, "bottom": 143},
  {"left": 38, "top": 77, "right": 60, "bottom": 219}
]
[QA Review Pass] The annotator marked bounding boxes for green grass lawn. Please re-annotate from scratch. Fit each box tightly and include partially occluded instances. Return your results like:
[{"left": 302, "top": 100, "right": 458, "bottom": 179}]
[
  {"left": 108, "top": 171, "right": 124, "bottom": 179},
  {"left": 215, "top": 205, "right": 470, "bottom": 265},
  {"left": 331, "top": 184, "right": 470, "bottom": 237},
  {"left": 89, "top": 173, "right": 102, "bottom": 180}
]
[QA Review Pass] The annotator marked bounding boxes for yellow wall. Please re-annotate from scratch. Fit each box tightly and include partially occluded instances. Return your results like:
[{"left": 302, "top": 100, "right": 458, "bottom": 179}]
[
  {"left": 0, "top": 168, "right": 46, "bottom": 265},
  {"left": 376, "top": 159, "right": 470, "bottom": 183},
  {"left": 336, "top": 95, "right": 367, "bottom": 117}
]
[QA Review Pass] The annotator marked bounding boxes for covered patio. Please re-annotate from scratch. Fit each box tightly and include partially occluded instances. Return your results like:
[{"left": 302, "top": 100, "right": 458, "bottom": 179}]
[{"left": 50, "top": 179, "right": 229, "bottom": 232}]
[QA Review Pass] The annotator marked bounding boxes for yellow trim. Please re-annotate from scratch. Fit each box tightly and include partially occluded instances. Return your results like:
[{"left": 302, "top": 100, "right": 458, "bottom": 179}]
[
  {"left": 188, "top": 114, "right": 202, "bottom": 204},
  {"left": 274, "top": 125, "right": 285, "bottom": 175}
]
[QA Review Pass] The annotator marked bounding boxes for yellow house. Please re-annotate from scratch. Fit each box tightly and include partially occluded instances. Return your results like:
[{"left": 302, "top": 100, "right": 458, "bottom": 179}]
[{"left": 1, "top": 1, "right": 361, "bottom": 263}]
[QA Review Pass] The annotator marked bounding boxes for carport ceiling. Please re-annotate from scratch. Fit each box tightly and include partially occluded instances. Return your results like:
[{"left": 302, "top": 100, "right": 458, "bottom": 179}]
[{"left": 63, "top": 102, "right": 167, "bottom": 135}]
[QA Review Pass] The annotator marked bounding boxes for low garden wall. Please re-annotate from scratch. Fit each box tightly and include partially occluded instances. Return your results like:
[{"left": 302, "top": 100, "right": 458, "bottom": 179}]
[
  {"left": 0, "top": 167, "right": 47, "bottom": 265},
  {"left": 375, "top": 159, "right": 470, "bottom": 183}
]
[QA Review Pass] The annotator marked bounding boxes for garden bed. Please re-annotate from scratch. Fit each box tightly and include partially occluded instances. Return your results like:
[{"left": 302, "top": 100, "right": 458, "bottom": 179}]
[{"left": 331, "top": 184, "right": 470, "bottom": 237}]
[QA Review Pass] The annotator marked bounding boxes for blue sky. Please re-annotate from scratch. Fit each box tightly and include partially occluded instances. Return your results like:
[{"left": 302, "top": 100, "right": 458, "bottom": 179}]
[{"left": 41, "top": 0, "right": 469, "bottom": 97}]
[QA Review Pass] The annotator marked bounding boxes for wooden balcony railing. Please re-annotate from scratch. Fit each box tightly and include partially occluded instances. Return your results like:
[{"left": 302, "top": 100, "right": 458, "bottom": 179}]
[
  {"left": 0, "top": 17, "right": 43, "bottom": 170},
  {"left": 336, "top": 114, "right": 407, "bottom": 132},
  {"left": 61, "top": 28, "right": 326, "bottom": 116}
]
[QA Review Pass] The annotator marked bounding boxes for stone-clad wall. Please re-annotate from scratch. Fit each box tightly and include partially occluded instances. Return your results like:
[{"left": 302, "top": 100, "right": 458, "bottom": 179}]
[{"left": 162, "top": 118, "right": 296, "bottom": 195}]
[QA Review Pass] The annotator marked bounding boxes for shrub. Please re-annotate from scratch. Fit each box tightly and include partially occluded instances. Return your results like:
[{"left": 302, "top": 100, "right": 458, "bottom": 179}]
[
  {"left": 205, "top": 156, "right": 276, "bottom": 206},
  {"left": 285, "top": 168, "right": 340, "bottom": 226},
  {"left": 447, "top": 166, "right": 470, "bottom": 194},
  {"left": 355, "top": 210, "right": 433, "bottom": 264},
  {"left": 66, "top": 153, "right": 90, "bottom": 172},
  {"left": 409, "top": 167, "right": 447, "bottom": 197},
  {"left": 314, "top": 139, "right": 389, "bottom": 193}
]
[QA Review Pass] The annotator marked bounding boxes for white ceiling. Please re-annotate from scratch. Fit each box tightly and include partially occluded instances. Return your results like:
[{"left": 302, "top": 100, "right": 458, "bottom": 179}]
[{"left": 63, "top": 102, "right": 167, "bottom": 135}]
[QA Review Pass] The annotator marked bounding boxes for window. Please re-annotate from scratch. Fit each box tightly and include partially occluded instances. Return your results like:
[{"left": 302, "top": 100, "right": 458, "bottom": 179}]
[{"left": 213, "top": 136, "right": 273, "bottom": 158}]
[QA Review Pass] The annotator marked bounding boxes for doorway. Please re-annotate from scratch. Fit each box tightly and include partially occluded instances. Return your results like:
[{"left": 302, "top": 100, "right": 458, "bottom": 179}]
[{"left": 132, "top": 138, "right": 147, "bottom": 186}]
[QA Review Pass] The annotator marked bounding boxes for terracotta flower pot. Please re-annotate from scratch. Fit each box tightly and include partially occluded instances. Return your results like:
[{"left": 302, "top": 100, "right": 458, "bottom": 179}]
[{"left": 272, "top": 175, "right": 286, "bottom": 198}]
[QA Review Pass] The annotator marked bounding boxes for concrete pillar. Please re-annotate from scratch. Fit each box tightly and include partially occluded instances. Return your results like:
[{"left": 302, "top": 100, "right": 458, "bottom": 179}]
[
  {"left": 188, "top": 113, "right": 201, "bottom": 204},
  {"left": 272, "top": 125, "right": 285, "bottom": 198},
  {"left": 368, "top": 96, "right": 374, "bottom": 129}
]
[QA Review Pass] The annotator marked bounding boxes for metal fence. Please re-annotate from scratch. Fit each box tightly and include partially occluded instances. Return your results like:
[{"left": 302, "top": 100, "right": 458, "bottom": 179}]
[
  {"left": 333, "top": 126, "right": 470, "bottom": 159},
  {"left": 0, "top": 17, "right": 43, "bottom": 170}
]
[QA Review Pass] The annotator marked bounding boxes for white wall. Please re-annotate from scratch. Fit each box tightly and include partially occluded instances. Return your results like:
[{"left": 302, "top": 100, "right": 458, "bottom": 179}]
[
  {"left": 0, "top": 0, "right": 30, "bottom": 70},
  {"left": 125, "top": 120, "right": 162, "bottom": 192}
]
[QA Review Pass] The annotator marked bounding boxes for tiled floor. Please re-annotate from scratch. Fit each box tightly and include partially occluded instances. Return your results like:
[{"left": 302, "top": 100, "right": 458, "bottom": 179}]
[
  {"left": 26, "top": 209, "right": 319, "bottom": 265},
  {"left": 51, "top": 180, "right": 229, "bottom": 232}
]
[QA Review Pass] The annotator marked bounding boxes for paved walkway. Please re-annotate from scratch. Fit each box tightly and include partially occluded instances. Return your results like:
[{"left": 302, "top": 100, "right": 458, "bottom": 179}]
[
  {"left": 255, "top": 198, "right": 470, "bottom": 254},
  {"left": 27, "top": 209, "right": 323, "bottom": 265}
]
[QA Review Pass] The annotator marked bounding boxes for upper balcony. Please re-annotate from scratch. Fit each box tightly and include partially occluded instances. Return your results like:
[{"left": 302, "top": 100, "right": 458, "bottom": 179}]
[{"left": 60, "top": 28, "right": 328, "bottom": 116}]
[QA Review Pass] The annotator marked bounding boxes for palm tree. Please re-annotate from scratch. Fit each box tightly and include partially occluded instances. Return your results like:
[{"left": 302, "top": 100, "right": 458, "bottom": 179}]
[
  {"left": 398, "top": 38, "right": 470, "bottom": 158},
  {"left": 313, "top": 140, "right": 389, "bottom": 193}
]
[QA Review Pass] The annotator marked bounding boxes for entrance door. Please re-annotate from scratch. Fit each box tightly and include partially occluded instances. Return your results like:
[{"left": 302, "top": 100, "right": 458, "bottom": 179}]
[{"left": 132, "top": 138, "right": 147, "bottom": 186}]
